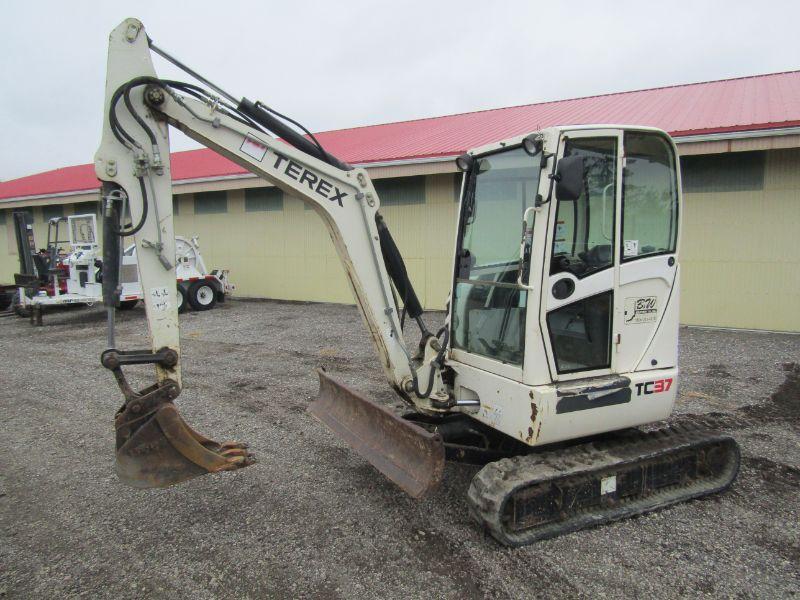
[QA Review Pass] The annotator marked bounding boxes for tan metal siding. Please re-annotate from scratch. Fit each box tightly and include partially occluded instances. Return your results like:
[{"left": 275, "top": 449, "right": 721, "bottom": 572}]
[
  {"left": 379, "top": 174, "right": 458, "bottom": 308},
  {"left": 2, "top": 150, "right": 797, "bottom": 332},
  {"left": 680, "top": 148, "right": 800, "bottom": 330},
  {"left": 168, "top": 174, "right": 459, "bottom": 310},
  {"left": 0, "top": 217, "right": 15, "bottom": 282}
]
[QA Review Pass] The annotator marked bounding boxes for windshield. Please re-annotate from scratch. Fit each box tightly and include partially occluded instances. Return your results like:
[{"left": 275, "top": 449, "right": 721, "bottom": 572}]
[
  {"left": 458, "top": 147, "right": 541, "bottom": 283},
  {"left": 452, "top": 146, "right": 542, "bottom": 366}
]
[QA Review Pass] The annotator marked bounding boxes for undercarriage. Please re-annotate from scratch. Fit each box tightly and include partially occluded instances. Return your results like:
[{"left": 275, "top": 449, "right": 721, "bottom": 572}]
[
  {"left": 399, "top": 408, "right": 739, "bottom": 545},
  {"left": 467, "top": 421, "right": 739, "bottom": 545}
]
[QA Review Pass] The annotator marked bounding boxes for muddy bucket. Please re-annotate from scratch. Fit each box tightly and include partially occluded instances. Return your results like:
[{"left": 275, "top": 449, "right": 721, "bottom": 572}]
[
  {"left": 309, "top": 370, "right": 445, "bottom": 498},
  {"left": 115, "top": 390, "right": 254, "bottom": 488}
]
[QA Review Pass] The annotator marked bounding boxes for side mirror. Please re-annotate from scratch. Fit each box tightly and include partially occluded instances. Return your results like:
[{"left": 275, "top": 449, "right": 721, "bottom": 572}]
[{"left": 555, "top": 155, "right": 584, "bottom": 201}]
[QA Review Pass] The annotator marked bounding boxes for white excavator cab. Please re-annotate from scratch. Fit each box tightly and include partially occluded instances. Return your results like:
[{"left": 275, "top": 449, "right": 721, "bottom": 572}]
[{"left": 449, "top": 126, "right": 681, "bottom": 446}]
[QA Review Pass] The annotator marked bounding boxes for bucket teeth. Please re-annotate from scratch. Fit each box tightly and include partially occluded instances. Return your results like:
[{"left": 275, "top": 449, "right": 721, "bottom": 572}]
[
  {"left": 115, "top": 401, "right": 255, "bottom": 489},
  {"left": 219, "top": 446, "right": 250, "bottom": 459}
]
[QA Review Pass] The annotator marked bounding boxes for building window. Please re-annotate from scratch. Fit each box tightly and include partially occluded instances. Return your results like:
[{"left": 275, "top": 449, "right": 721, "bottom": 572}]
[
  {"left": 42, "top": 205, "right": 64, "bottom": 221},
  {"left": 0, "top": 209, "right": 6, "bottom": 225},
  {"left": 680, "top": 151, "right": 765, "bottom": 193},
  {"left": 194, "top": 191, "right": 228, "bottom": 214},
  {"left": 14, "top": 208, "right": 35, "bottom": 223},
  {"left": 74, "top": 201, "right": 99, "bottom": 215},
  {"left": 245, "top": 187, "right": 284, "bottom": 212},
  {"left": 374, "top": 176, "right": 425, "bottom": 206},
  {"left": 172, "top": 195, "right": 180, "bottom": 216}
]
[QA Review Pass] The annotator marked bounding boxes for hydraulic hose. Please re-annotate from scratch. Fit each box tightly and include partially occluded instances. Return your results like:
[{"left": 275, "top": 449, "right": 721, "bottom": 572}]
[
  {"left": 412, "top": 326, "right": 449, "bottom": 399},
  {"left": 107, "top": 178, "right": 148, "bottom": 237}
]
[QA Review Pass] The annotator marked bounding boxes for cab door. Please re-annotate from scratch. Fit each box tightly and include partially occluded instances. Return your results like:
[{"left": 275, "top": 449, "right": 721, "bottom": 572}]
[
  {"left": 615, "top": 130, "right": 680, "bottom": 373},
  {"left": 540, "top": 130, "right": 622, "bottom": 381},
  {"left": 450, "top": 145, "right": 544, "bottom": 381}
]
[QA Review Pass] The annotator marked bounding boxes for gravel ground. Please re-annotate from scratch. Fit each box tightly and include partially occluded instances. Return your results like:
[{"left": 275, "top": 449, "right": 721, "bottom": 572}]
[{"left": 1, "top": 300, "right": 798, "bottom": 599}]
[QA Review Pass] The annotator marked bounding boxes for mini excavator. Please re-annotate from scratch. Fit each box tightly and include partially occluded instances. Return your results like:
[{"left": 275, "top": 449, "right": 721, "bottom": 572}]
[{"left": 96, "top": 19, "right": 739, "bottom": 546}]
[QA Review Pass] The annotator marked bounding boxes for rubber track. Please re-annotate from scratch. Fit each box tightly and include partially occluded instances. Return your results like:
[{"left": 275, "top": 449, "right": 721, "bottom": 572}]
[{"left": 467, "top": 420, "right": 740, "bottom": 547}]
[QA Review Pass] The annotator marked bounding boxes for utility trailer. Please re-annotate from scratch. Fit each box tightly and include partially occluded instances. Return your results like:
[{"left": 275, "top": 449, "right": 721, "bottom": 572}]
[
  {"left": 11, "top": 211, "right": 233, "bottom": 323},
  {"left": 119, "top": 236, "right": 234, "bottom": 313}
]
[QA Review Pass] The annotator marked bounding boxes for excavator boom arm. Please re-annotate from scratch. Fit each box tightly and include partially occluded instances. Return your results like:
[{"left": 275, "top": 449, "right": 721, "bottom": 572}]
[{"left": 95, "top": 19, "right": 416, "bottom": 391}]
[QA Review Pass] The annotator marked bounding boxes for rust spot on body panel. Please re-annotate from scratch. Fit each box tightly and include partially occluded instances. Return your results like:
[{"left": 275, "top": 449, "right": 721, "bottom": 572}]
[
  {"left": 525, "top": 426, "right": 535, "bottom": 444},
  {"left": 525, "top": 402, "right": 540, "bottom": 444}
]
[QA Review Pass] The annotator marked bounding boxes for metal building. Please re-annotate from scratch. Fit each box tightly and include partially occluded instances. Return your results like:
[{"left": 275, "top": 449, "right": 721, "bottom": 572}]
[{"left": 1, "top": 71, "right": 799, "bottom": 331}]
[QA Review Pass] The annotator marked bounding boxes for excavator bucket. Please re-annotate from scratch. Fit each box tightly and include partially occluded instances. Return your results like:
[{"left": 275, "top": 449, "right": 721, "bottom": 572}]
[
  {"left": 115, "top": 400, "right": 254, "bottom": 488},
  {"left": 309, "top": 370, "right": 445, "bottom": 498}
]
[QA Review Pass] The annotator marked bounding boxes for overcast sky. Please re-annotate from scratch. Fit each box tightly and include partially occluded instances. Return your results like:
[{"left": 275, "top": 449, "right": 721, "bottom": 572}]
[{"left": 1, "top": 0, "right": 798, "bottom": 181}]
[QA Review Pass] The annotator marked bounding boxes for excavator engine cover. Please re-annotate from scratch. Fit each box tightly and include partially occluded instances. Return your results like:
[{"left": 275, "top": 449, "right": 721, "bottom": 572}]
[
  {"left": 309, "top": 370, "right": 445, "bottom": 498},
  {"left": 114, "top": 383, "right": 254, "bottom": 488}
]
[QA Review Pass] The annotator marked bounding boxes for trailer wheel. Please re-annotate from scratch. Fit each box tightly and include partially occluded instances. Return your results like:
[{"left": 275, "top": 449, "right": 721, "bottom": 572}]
[
  {"left": 188, "top": 281, "right": 217, "bottom": 311},
  {"left": 177, "top": 285, "right": 188, "bottom": 314},
  {"left": 118, "top": 300, "right": 138, "bottom": 310}
]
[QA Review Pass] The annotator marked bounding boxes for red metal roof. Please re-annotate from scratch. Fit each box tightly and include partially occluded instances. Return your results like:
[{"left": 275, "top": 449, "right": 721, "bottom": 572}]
[{"left": 3, "top": 70, "right": 799, "bottom": 201}]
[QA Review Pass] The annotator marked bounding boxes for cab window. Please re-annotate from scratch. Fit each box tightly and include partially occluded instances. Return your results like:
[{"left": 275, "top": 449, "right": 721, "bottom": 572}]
[
  {"left": 452, "top": 147, "right": 542, "bottom": 366},
  {"left": 621, "top": 132, "right": 678, "bottom": 260},
  {"left": 550, "top": 138, "right": 617, "bottom": 278}
]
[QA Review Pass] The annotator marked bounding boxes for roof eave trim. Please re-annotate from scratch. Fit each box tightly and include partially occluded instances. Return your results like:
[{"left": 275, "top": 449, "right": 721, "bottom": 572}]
[
  {"left": 0, "top": 155, "right": 462, "bottom": 202},
  {"left": 673, "top": 125, "right": 800, "bottom": 143},
  {"left": 0, "top": 187, "right": 100, "bottom": 204},
  {"left": 3, "top": 127, "right": 799, "bottom": 203}
]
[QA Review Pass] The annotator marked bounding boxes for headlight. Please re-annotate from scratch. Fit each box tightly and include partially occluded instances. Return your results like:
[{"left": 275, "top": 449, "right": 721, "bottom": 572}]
[
  {"left": 455, "top": 153, "right": 474, "bottom": 172},
  {"left": 522, "top": 134, "right": 543, "bottom": 156}
]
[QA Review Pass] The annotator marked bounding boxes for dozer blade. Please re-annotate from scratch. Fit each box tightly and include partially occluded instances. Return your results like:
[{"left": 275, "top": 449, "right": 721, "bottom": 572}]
[
  {"left": 309, "top": 369, "right": 445, "bottom": 498},
  {"left": 116, "top": 401, "right": 255, "bottom": 488}
]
